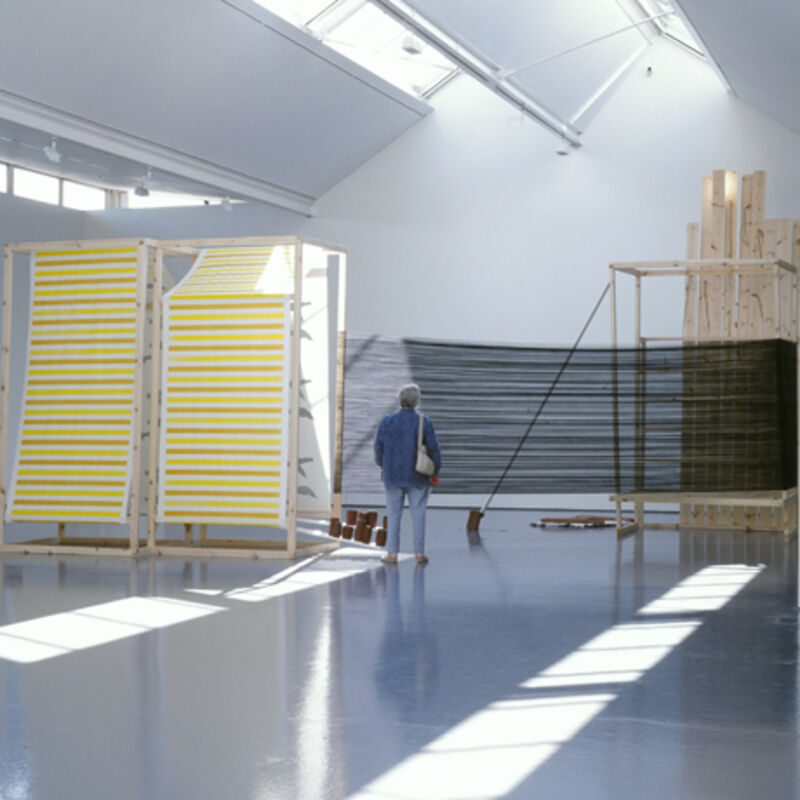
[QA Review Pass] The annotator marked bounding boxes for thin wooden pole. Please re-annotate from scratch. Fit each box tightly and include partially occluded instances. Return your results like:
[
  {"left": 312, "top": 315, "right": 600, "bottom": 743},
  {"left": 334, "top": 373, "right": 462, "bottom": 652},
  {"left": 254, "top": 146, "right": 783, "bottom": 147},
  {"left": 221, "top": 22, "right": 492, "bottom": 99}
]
[
  {"left": 286, "top": 241, "right": 304, "bottom": 557},
  {"left": 634, "top": 275, "right": 644, "bottom": 527},
  {"left": 147, "top": 247, "right": 163, "bottom": 550},
  {"left": 609, "top": 266, "right": 617, "bottom": 347},
  {"left": 0, "top": 247, "right": 12, "bottom": 545},
  {"left": 127, "top": 243, "right": 149, "bottom": 554},
  {"left": 332, "top": 251, "right": 348, "bottom": 520}
]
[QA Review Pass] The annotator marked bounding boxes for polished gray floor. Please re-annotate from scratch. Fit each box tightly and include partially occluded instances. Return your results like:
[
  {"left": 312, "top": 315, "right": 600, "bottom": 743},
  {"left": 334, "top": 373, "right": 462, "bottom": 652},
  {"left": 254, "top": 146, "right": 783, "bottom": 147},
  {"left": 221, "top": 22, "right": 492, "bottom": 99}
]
[{"left": 0, "top": 510, "right": 798, "bottom": 799}]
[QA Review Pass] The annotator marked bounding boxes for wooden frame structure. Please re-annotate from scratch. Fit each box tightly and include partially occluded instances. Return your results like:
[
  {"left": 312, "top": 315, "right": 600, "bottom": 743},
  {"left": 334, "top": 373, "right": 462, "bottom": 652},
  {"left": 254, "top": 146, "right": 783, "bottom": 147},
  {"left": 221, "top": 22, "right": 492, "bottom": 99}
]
[
  {"left": 150, "top": 236, "right": 347, "bottom": 559},
  {"left": 0, "top": 238, "right": 156, "bottom": 556},
  {"left": 608, "top": 256, "right": 799, "bottom": 539},
  {"left": 0, "top": 236, "right": 347, "bottom": 559}
]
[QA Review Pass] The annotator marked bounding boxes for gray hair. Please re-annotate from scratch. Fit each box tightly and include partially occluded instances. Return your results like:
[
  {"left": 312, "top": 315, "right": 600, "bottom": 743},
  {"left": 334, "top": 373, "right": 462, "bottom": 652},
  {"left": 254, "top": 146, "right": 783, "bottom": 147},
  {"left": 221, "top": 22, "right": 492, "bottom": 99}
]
[{"left": 398, "top": 383, "right": 421, "bottom": 409}]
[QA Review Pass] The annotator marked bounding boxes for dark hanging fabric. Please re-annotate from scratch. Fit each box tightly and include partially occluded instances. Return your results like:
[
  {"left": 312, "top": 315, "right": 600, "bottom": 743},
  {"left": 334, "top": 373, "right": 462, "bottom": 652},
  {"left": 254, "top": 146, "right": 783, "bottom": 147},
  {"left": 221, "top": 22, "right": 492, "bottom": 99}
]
[{"left": 343, "top": 334, "right": 797, "bottom": 495}]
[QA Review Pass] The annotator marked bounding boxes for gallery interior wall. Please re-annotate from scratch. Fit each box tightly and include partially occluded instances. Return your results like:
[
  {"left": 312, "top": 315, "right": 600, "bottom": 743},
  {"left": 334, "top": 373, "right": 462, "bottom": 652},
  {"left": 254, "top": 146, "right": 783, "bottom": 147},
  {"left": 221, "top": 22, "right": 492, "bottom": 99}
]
[{"left": 4, "top": 37, "right": 800, "bottom": 510}]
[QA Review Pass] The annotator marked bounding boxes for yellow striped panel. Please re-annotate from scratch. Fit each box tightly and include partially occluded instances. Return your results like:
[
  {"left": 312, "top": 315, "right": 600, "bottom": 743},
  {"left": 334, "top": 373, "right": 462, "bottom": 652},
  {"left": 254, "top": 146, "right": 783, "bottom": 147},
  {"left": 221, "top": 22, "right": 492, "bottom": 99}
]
[
  {"left": 7, "top": 248, "right": 142, "bottom": 523},
  {"left": 157, "top": 247, "right": 291, "bottom": 527}
]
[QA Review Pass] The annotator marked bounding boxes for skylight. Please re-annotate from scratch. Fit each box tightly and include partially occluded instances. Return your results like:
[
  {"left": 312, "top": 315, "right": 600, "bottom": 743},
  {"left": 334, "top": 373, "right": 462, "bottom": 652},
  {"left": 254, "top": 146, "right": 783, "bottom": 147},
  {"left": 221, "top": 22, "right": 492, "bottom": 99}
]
[
  {"left": 636, "top": 0, "right": 705, "bottom": 56},
  {"left": 253, "top": 0, "right": 458, "bottom": 97}
]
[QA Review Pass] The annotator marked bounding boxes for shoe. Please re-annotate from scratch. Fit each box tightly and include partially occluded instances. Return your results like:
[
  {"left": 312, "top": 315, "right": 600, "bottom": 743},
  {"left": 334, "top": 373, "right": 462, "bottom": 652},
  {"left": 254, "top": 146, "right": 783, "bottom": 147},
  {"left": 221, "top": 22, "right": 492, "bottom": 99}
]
[
  {"left": 381, "top": 554, "right": 398, "bottom": 564},
  {"left": 415, "top": 554, "right": 429, "bottom": 564}
]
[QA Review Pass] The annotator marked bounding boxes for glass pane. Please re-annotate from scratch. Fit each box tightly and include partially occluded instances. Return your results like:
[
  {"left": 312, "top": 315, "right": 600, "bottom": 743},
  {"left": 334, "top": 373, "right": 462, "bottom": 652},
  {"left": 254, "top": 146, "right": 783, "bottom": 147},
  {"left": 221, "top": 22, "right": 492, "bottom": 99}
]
[
  {"left": 638, "top": 0, "right": 704, "bottom": 54},
  {"left": 63, "top": 181, "right": 106, "bottom": 211},
  {"left": 14, "top": 168, "right": 59, "bottom": 205},
  {"left": 252, "top": 0, "right": 334, "bottom": 27},
  {"left": 127, "top": 190, "right": 211, "bottom": 209},
  {"left": 0, "top": 164, "right": 6, "bottom": 193},
  {"left": 320, "top": 4, "right": 457, "bottom": 95}
]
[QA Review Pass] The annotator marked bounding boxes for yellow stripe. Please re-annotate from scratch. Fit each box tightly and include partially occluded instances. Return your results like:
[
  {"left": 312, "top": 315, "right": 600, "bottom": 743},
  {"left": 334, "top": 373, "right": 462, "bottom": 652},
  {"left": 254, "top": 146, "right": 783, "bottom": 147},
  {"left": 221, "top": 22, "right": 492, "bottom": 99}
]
[
  {"left": 169, "top": 312, "right": 283, "bottom": 321},
  {"left": 33, "top": 266, "right": 138, "bottom": 278},
  {"left": 166, "top": 479, "right": 279, "bottom": 487},
  {"left": 10, "top": 510, "right": 124, "bottom": 519},
  {"left": 36, "top": 248, "right": 138, "bottom": 257},
  {"left": 166, "top": 438, "right": 280, "bottom": 445},
  {"left": 20, "top": 449, "right": 127, "bottom": 456},
  {"left": 30, "top": 348, "right": 135, "bottom": 356},
  {"left": 166, "top": 459, "right": 280, "bottom": 466},
  {"left": 34, "top": 307, "right": 136, "bottom": 316},
  {"left": 27, "top": 389, "right": 133, "bottom": 397},
  {"left": 168, "top": 375, "right": 282, "bottom": 383},
  {"left": 29, "top": 368, "right": 135, "bottom": 376},
  {"left": 172, "top": 293, "right": 285, "bottom": 301},
  {"left": 171, "top": 354, "right": 279, "bottom": 362},
  {"left": 35, "top": 287, "right": 137, "bottom": 297},
  {"left": 171, "top": 333, "right": 281, "bottom": 341},
  {"left": 164, "top": 499, "right": 279, "bottom": 509},
  {"left": 16, "top": 489, "right": 124, "bottom": 497},
  {"left": 18, "top": 469, "right": 127, "bottom": 476},
  {"left": 161, "top": 511, "right": 279, "bottom": 520},
  {"left": 31, "top": 323, "right": 136, "bottom": 332},
  {"left": 170, "top": 302, "right": 283, "bottom": 311},
  {"left": 167, "top": 417, "right": 280, "bottom": 425},
  {"left": 36, "top": 257, "right": 138, "bottom": 266},
  {"left": 18, "top": 432, "right": 128, "bottom": 438}
]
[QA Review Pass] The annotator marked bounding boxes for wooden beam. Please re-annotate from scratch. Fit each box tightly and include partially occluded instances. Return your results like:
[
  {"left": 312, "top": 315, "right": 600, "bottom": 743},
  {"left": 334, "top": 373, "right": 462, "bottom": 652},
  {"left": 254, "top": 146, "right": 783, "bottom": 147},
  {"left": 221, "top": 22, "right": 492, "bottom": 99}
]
[
  {"left": 683, "top": 222, "right": 700, "bottom": 340},
  {"left": 0, "top": 247, "right": 12, "bottom": 546},
  {"left": 146, "top": 247, "right": 163, "bottom": 550}
]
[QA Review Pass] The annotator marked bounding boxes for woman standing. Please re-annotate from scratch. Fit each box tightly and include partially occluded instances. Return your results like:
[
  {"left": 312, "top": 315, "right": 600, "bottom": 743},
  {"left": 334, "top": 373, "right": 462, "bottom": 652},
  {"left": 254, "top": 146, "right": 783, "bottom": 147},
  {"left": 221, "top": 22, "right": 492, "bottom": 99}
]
[{"left": 374, "top": 384, "right": 441, "bottom": 565}]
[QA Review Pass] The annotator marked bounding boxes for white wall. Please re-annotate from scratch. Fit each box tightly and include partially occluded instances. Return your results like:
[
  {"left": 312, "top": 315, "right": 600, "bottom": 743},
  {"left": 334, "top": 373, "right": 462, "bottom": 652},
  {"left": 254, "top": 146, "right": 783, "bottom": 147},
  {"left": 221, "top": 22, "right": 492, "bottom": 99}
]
[{"left": 82, "top": 39, "right": 800, "bottom": 349}]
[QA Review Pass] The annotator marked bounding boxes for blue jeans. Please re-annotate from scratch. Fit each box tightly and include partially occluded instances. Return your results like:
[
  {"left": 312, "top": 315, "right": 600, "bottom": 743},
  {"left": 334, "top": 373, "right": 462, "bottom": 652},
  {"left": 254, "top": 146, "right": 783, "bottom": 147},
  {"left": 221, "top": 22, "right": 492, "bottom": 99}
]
[{"left": 385, "top": 484, "right": 430, "bottom": 555}]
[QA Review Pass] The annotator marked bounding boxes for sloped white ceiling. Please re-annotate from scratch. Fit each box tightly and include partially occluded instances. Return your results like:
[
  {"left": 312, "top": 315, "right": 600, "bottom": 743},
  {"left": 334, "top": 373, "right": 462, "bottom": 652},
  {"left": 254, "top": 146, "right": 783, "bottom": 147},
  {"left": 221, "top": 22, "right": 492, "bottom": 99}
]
[
  {"left": 676, "top": 0, "right": 800, "bottom": 135},
  {"left": 0, "top": 0, "right": 429, "bottom": 212}
]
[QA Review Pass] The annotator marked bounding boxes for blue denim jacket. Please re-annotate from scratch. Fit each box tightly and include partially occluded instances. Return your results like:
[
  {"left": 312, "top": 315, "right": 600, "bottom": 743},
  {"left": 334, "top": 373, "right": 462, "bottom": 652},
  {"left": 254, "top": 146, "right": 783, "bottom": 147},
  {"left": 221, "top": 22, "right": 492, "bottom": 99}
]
[{"left": 374, "top": 408, "right": 442, "bottom": 488}]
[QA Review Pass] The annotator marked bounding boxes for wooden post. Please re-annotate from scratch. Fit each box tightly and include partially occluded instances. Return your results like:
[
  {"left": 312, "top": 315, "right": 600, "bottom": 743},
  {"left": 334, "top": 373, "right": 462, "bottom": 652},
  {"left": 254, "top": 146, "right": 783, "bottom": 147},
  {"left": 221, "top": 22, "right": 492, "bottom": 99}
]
[
  {"left": 127, "top": 243, "right": 149, "bottom": 554},
  {"left": 634, "top": 275, "right": 644, "bottom": 526},
  {"left": 333, "top": 330, "right": 346, "bottom": 520},
  {"left": 332, "top": 251, "right": 348, "bottom": 521},
  {"left": 722, "top": 172, "right": 738, "bottom": 338},
  {"left": 609, "top": 266, "right": 617, "bottom": 347},
  {"left": 286, "top": 240, "right": 304, "bottom": 558},
  {"left": 683, "top": 223, "right": 700, "bottom": 339},
  {"left": 681, "top": 225, "right": 700, "bottom": 526},
  {"left": 147, "top": 247, "right": 163, "bottom": 550},
  {"left": 0, "top": 247, "right": 12, "bottom": 546},
  {"left": 776, "top": 219, "right": 792, "bottom": 338}
]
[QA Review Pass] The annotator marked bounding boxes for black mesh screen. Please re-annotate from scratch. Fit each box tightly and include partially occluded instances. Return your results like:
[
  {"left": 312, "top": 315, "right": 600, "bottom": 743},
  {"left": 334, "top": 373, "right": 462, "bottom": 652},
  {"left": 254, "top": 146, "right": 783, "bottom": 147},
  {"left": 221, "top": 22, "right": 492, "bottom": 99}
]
[{"left": 342, "top": 335, "right": 796, "bottom": 495}]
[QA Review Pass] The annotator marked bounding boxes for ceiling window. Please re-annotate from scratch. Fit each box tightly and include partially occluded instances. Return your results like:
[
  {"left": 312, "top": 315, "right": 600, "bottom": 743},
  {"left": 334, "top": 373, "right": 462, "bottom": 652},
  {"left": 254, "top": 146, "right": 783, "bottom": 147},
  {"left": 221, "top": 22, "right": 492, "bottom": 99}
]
[
  {"left": 0, "top": 164, "right": 6, "bottom": 193},
  {"left": 636, "top": 0, "right": 705, "bottom": 55},
  {"left": 127, "top": 190, "right": 217, "bottom": 209},
  {"left": 253, "top": 0, "right": 458, "bottom": 97},
  {"left": 13, "top": 167, "right": 59, "bottom": 205}
]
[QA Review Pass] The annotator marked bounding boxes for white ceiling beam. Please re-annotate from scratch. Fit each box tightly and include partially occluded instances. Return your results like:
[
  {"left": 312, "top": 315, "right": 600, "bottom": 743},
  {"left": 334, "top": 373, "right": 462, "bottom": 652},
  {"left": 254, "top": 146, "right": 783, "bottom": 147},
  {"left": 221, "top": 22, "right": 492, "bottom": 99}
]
[{"left": 370, "top": 0, "right": 582, "bottom": 147}]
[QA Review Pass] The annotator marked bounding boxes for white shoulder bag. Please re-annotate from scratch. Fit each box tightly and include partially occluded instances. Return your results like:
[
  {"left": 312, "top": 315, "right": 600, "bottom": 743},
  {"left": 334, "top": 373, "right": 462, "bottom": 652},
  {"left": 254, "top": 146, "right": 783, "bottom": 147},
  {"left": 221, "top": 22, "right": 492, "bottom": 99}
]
[{"left": 415, "top": 414, "right": 436, "bottom": 476}]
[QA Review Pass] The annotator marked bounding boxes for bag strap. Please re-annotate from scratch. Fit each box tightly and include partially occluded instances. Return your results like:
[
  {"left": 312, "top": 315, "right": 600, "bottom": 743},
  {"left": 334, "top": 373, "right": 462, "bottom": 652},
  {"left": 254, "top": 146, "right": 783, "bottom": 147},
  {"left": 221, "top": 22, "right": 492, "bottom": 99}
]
[{"left": 417, "top": 413, "right": 425, "bottom": 448}]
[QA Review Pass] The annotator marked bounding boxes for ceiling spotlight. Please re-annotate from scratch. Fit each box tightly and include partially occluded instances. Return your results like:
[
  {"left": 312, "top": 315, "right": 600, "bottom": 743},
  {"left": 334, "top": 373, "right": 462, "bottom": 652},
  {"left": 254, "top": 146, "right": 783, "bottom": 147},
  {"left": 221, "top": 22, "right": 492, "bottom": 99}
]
[
  {"left": 43, "top": 137, "right": 61, "bottom": 163},
  {"left": 555, "top": 134, "right": 571, "bottom": 156},
  {"left": 401, "top": 34, "right": 423, "bottom": 55},
  {"left": 134, "top": 166, "right": 153, "bottom": 196},
  {"left": 221, "top": 196, "right": 233, "bottom": 212}
]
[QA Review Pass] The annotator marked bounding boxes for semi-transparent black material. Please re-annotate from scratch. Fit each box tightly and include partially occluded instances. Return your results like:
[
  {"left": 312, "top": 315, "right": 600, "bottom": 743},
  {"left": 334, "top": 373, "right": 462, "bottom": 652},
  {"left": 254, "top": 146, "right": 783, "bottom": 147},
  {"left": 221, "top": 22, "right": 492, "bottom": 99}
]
[{"left": 343, "top": 335, "right": 796, "bottom": 495}]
